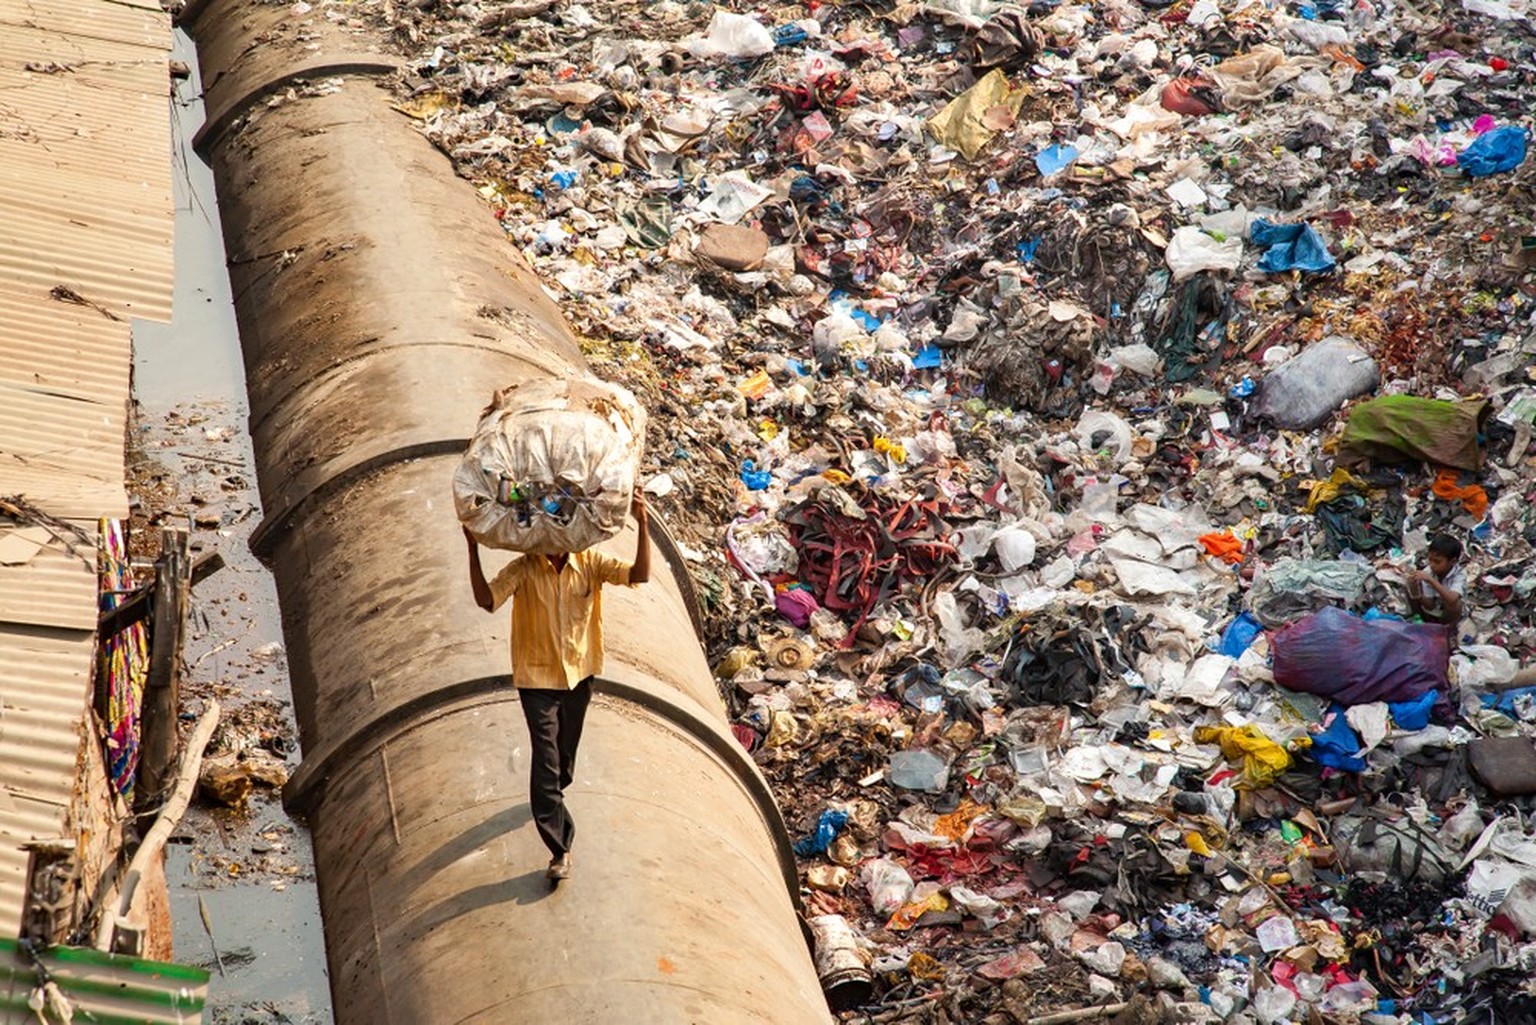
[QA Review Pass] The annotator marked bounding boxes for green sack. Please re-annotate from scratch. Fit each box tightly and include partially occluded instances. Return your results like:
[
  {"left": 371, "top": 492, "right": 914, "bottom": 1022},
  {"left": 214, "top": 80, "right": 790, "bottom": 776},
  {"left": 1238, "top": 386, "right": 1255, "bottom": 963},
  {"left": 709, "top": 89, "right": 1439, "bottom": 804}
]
[{"left": 1337, "top": 395, "right": 1490, "bottom": 471}]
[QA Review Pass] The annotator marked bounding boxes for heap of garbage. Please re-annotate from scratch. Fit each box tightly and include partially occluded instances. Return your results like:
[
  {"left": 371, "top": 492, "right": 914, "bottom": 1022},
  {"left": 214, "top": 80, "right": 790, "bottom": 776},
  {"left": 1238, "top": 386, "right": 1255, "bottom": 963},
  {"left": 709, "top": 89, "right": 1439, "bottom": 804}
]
[{"left": 324, "top": 0, "right": 1536, "bottom": 1017}]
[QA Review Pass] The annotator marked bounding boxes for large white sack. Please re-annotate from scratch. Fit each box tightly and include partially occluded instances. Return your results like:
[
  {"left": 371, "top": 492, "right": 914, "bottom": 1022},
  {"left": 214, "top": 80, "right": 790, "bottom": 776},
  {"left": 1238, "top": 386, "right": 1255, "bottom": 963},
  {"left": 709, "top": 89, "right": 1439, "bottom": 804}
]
[
  {"left": 453, "top": 378, "right": 647, "bottom": 554},
  {"left": 1251, "top": 335, "right": 1378, "bottom": 429}
]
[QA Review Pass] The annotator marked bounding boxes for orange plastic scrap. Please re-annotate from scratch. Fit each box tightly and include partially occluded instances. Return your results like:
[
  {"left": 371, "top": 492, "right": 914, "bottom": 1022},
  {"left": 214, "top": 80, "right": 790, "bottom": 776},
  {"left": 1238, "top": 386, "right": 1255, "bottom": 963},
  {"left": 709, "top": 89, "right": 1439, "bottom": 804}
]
[
  {"left": 1198, "top": 531, "right": 1245, "bottom": 564},
  {"left": 1320, "top": 43, "right": 1365, "bottom": 71},
  {"left": 887, "top": 890, "right": 949, "bottom": 931},
  {"left": 1430, "top": 467, "right": 1489, "bottom": 519},
  {"left": 736, "top": 369, "right": 773, "bottom": 399},
  {"left": 934, "top": 799, "right": 987, "bottom": 842}
]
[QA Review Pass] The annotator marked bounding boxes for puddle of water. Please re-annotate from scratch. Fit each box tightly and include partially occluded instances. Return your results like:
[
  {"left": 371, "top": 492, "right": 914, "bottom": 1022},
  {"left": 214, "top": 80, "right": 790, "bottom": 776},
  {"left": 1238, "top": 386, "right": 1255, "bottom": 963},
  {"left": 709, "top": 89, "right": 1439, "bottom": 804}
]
[
  {"left": 131, "top": 29, "right": 333, "bottom": 1024},
  {"left": 167, "top": 844, "right": 330, "bottom": 1025},
  {"left": 132, "top": 30, "right": 245, "bottom": 409}
]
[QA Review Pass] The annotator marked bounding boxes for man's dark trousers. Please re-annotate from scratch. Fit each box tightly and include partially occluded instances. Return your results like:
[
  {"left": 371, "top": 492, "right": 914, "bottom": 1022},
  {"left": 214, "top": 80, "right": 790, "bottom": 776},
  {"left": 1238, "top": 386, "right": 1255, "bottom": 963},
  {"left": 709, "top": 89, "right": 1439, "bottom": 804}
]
[{"left": 518, "top": 677, "right": 593, "bottom": 857}]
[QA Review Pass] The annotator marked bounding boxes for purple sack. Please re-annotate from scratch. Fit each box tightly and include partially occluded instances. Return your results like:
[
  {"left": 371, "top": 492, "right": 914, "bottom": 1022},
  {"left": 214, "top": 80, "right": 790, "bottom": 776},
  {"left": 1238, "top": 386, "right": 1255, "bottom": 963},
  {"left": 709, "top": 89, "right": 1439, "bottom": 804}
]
[{"left": 1271, "top": 606, "right": 1451, "bottom": 706}]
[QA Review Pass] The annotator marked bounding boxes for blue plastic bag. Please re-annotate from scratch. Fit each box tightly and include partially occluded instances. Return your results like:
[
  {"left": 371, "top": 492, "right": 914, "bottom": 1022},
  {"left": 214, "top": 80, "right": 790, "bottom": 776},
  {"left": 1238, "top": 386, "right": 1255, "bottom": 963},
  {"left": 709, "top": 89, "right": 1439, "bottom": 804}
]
[
  {"left": 773, "top": 23, "right": 810, "bottom": 46},
  {"left": 1215, "top": 612, "right": 1263, "bottom": 658},
  {"left": 850, "top": 308, "right": 883, "bottom": 331},
  {"left": 912, "top": 344, "right": 944, "bottom": 369},
  {"left": 1389, "top": 691, "right": 1437, "bottom": 731},
  {"left": 793, "top": 809, "right": 849, "bottom": 856},
  {"left": 1460, "top": 126, "right": 1529, "bottom": 178},
  {"left": 1251, "top": 219, "right": 1336, "bottom": 274},
  {"left": 1483, "top": 685, "right": 1536, "bottom": 718},
  {"left": 740, "top": 460, "right": 772, "bottom": 491},
  {"left": 1311, "top": 712, "right": 1366, "bottom": 771}
]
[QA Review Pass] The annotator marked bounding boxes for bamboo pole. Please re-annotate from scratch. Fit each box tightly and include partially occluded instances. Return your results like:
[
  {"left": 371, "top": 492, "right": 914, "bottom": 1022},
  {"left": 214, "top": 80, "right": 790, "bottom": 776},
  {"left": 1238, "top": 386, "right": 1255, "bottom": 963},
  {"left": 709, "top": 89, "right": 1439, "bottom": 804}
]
[
  {"left": 1026, "top": 1002, "right": 1129, "bottom": 1025},
  {"left": 95, "top": 700, "right": 220, "bottom": 951}
]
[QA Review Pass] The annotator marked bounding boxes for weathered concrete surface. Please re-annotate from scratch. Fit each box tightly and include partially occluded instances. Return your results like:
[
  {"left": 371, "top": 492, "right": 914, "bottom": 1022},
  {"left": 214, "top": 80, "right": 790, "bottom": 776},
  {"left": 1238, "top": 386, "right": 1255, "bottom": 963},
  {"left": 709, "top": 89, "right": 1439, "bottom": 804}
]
[{"left": 181, "top": 1, "right": 830, "bottom": 1021}]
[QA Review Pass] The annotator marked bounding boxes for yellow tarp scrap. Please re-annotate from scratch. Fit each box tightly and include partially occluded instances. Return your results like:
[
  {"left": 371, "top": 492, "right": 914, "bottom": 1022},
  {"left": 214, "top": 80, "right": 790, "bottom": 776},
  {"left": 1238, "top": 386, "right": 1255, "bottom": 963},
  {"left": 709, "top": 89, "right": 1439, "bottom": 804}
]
[
  {"left": 1302, "top": 467, "right": 1375, "bottom": 513},
  {"left": 906, "top": 952, "right": 947, "bottom": 981},
  {"left": 736, "top": 369, "right": 772, "bottom": 399},
  {"left": 764, "top": 710, "right": 799, "bottom": 748},
  {"left": 927, "top": 69, "right": 1027, "bottom": 160},
  {"left": 1194, "top": 724, "right": 1308, "bottom": 790},
  {"left": 888, "top": 890, "right": 949, "bottom": 932},
  {"left": 392, "top": 91, "right": 458, "bottom": 120},
  {"left": 934, "top": 799, "right": 987, "bottom": 842}
]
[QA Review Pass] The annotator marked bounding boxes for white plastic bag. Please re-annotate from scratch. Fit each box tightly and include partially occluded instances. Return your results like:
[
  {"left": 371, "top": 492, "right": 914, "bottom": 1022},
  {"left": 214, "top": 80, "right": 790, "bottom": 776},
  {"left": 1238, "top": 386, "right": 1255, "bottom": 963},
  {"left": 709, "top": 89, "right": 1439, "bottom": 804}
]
[
  {"left": 1281, "top": 14, "right": 1349, "bottom": 51},
  {"left": 1463, "top": 0, "right": 1526, "bottom": 18},
  {"left": 992, "top": 525, "right": 1037, "bottom": 573},
  {"left": 1454, "top": 645, "right": 1519, "bottom": 689},
  {"left": 1076, "top": 409, "right": 1134, "bottom": 463},
  {"left": 453, "top": 378, "right": 646, "bottom": 554},
  {"left": 861, "top": 858, "right": 915, "bottom": 914},
  {"left": 949, "top": 886, "right": 1011, "bottom": 928},
  {"left": 686, "top": 11, "right": 775, "bottom": 59},
  {"left": 1106, "top": 343, "right": 1161, "bottom": 377},
  {"left": 934, "top": 590, "right": 985, "bottom": 664},
  {"left": 1165, "top": 226, "right": 1243, "bottom": 281},
  {"left": 1252, "top": 982, "right": 1296, "bottom": 1024}
]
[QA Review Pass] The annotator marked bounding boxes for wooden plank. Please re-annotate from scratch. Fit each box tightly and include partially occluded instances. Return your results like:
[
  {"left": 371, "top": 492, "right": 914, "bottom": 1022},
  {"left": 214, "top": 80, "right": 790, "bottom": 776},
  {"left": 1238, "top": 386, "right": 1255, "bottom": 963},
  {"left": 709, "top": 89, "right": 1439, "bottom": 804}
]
[
  {"left": 135, "top": 529, "right": 189, "bottom": 811},
  {"left": 95, "top": 550, "right": 223, "bottom": 638}
]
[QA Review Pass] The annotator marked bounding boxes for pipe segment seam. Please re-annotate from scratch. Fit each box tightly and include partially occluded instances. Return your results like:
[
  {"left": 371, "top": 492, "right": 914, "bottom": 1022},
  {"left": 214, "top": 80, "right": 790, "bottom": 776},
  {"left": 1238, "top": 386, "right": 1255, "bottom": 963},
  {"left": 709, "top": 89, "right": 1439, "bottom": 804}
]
[
  {"left": 283, "top": 674, "right": 802, "bottom": 904},
  {"left": 190, "top": 58, "right": 404, "bottom": 154},
  {"left": 248, "top": 442, "right": 705, "bottom": 637}
]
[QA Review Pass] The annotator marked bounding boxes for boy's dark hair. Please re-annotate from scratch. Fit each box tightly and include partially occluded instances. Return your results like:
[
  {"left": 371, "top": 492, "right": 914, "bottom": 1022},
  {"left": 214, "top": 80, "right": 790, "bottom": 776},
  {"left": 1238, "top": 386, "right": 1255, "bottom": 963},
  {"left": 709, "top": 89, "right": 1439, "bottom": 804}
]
[{"left": 1428, "top": 533, "right": 1463, "bottom": 561}]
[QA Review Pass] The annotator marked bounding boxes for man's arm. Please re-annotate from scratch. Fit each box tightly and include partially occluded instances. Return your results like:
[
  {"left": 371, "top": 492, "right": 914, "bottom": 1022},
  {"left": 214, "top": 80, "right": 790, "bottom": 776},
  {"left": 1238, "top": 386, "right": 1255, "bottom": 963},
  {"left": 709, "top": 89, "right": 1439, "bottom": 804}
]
[
  {"left": 1410, "top": 570, "right": 1462, "bottom": 622},
  {"left": 1423, "top": 573, "right": 1463, "bottom": 621},
  {"left": 629, "top": 494, "right": 651, "bottom": 585},
  {"left": 465, "top": 527, "right": 495, "bottom": 611}
]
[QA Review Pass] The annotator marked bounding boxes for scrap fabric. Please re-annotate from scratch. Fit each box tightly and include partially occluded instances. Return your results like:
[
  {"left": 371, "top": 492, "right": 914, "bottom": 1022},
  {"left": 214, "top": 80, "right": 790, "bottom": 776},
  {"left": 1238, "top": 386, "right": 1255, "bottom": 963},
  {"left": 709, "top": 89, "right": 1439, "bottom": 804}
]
[{"left": 98, "top": 518, "right": 148, "bottom": 797}]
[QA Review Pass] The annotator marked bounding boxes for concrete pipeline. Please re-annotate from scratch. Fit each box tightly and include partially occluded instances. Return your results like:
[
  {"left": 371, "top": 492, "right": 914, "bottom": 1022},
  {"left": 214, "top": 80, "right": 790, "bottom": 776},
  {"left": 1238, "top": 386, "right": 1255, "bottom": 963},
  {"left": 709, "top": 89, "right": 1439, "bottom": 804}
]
[{"left": 179, "top": 3, "right": 833, "bottom": 1021}]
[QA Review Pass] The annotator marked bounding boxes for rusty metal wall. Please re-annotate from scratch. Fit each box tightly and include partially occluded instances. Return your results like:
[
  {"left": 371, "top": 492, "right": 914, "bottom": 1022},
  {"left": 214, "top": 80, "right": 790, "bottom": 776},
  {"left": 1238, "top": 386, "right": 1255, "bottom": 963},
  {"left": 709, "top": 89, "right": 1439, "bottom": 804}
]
[{"left": 179, "top": 2, "right": 831, "bottom": 1022}]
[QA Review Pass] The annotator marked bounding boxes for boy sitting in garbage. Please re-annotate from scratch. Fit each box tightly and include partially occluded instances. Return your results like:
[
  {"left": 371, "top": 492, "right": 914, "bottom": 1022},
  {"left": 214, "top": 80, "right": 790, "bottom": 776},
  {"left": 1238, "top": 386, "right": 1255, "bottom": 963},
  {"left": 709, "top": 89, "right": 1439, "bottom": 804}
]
[{"left": 1405, "top": 533, "right": 1465, "bottom": 626}]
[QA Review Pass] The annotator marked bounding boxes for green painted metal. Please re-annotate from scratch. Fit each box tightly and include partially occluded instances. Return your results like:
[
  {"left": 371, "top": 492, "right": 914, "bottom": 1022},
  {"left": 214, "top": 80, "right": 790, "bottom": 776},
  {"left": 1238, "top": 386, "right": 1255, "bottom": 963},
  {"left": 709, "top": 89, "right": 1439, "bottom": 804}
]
[{"left": 0, "top": 939, "right": 208, "bottom": 1024}]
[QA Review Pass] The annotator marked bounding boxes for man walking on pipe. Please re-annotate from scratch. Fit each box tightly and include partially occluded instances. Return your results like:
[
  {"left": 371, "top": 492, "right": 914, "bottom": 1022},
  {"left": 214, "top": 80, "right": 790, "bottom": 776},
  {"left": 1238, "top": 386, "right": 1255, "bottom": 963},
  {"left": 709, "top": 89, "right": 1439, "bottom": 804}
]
[{"left": 463, "top": 494, "right": 651, "bottom": 882}]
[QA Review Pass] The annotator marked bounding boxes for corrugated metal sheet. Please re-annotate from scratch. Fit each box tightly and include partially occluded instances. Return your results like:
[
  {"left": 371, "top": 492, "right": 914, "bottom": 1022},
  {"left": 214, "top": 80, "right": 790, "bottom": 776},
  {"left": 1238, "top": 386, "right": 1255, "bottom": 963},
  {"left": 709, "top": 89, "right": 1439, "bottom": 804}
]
[
  {"left": 0, "top": 628, "right": 92, "bottom": 937},
  {"left": 0, "top": 937, "right": 209, "bottom": 1024},
  {"left": 0, "top": 5, "right": 175, "bottom": 324},
  {"left": 0, "top": 381, "right": 127, "bottom": 484},
  {"left": 0, "top": 536, "right": 95, "bottom": 632},
  {"left": 0, "top": 0, "right": 175, "bottom": 516},
  {"left": 0, "top": 282, "right": 129, "bottom": 401},
  {"left": 0, "top": 0, "right": 173, "bottom": 944}
]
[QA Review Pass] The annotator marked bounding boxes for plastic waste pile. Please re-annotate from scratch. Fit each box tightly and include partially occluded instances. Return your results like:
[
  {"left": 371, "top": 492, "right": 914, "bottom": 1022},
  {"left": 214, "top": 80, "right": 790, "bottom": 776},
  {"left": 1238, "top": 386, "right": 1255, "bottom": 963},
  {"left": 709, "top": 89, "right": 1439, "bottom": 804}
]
[{"left": 316, "top": 0, "right": 1536, "bottom": 1018}]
